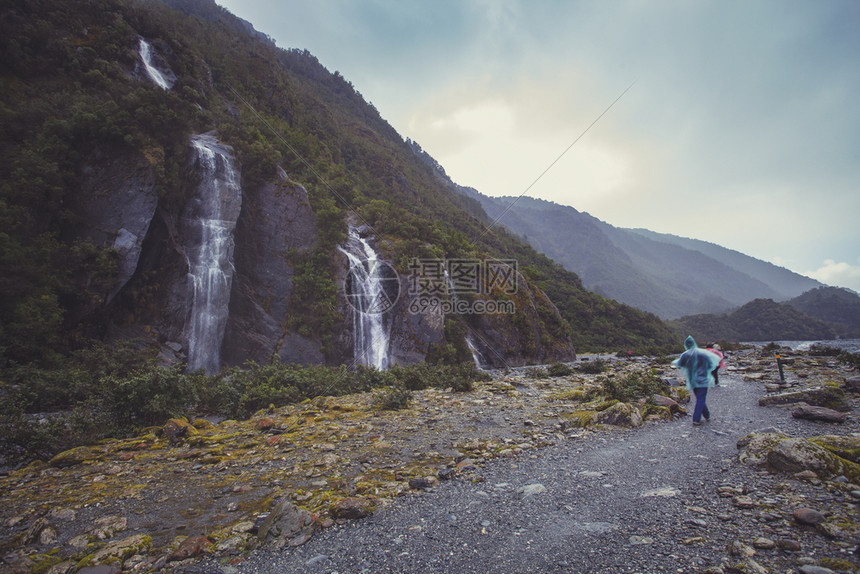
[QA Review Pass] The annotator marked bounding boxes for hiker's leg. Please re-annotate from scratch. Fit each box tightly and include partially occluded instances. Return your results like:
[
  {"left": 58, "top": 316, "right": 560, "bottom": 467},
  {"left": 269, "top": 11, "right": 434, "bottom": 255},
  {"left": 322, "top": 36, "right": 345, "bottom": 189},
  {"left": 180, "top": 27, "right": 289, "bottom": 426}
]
[{"left": 692, "top": 387, "right": 708, "bottom": 423}]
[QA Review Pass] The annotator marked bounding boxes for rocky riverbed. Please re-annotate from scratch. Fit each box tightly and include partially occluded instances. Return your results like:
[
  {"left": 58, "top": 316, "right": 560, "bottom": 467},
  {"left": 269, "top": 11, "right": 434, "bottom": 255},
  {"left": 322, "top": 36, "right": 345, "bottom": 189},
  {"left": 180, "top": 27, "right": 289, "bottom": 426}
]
[{"left": 1, "top": 347, "right": 858, "bottom": 573}]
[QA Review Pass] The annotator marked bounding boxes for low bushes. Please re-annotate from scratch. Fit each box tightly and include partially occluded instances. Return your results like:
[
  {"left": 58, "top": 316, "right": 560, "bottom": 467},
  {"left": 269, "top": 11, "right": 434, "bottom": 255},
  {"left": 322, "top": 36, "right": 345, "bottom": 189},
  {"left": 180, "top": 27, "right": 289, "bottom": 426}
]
[{"left": 0, "top": 349, "right": 489, "bottom": 466}]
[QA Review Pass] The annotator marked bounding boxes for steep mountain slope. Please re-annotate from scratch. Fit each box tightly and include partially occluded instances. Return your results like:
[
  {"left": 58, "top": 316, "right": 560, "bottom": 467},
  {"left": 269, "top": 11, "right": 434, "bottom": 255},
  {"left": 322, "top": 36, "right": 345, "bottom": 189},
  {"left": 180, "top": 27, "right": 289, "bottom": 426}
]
[
  {"left": 627, "top": 228, "right": 822, "bottom": 299},
  {"left": 0, "top": 0, "right": 677, "bottom": 376},
  {"left": 451, "top": 185, "right": 820, "bottom": 319}
]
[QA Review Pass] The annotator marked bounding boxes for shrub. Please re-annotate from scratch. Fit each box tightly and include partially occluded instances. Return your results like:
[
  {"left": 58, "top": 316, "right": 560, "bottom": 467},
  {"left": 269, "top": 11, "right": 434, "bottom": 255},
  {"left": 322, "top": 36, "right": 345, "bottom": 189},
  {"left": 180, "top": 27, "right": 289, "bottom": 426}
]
[
  {"left": 761, "top": 342, "right": 781, "bottom": 356},
  {"left": 603, "top": 369, "right": 667, "bottom": 404},
  {"left": 577, "top": 359, "right": 607, "bottom": 374},
  {"left": 837, "top": 350, "right": 860, "bottom": 370},
  {"left": 525, "top": 367, "right": 549, "bottom": 379},
  {"left": 809, "top": 344, "right": 841, "bottom": 357},
  {"left": 100, "top": 364, "right": 192, "bottom": 427},
  {"left": 389, "top": 363, "right": 482, "bottom": 392},
  {"left": 374, "top": 385, "right": 412, "bottom": 410},
  {"left": 547, "top": 362, "right": 574, "bottom": 377}
]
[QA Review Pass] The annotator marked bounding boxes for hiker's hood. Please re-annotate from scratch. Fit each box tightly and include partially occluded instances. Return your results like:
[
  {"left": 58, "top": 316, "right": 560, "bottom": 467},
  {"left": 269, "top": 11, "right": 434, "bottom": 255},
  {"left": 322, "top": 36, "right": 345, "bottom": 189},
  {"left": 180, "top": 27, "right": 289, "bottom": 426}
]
[{"left": 684, "top": 336, "right": 696, "bottom": 350}]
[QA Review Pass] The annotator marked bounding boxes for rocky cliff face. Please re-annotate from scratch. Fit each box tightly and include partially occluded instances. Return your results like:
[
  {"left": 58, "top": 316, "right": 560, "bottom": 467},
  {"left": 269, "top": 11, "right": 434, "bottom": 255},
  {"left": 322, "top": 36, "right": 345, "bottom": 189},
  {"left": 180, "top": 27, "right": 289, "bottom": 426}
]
[
  {"left": 80, "top": 137, "right": 572, "bottom": 371},
  {"left": 101, "top": 135, "right": 327, "bottom": 370},
  {"left": 65, "top": 147, "right": 159, "bottom": 315},
  {"left": 224, "top": 170, "right": 322, "bottom": 367},
  {"left": 466, "top": 269, "right": 576, "bottom": 368}
]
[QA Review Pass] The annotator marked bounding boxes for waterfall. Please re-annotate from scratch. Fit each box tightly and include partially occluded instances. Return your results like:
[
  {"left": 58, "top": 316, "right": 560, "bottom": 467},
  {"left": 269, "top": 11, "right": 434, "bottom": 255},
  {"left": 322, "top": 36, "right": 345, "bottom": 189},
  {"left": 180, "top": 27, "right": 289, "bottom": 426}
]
[
  {"left": 138, "top": 37, "right": 174, "bottom": 90},
  {"left": 446, "top": 268, "right": 484, "bottom": 369},
  {"left": 338, "top": 229, "right": 395, "bottom": 370},
  {"left": 465, "top": 335, "right": 485, "bottom": 370},
  {"left": 183, "top": 134, "right": 242, "bottom": 373}
]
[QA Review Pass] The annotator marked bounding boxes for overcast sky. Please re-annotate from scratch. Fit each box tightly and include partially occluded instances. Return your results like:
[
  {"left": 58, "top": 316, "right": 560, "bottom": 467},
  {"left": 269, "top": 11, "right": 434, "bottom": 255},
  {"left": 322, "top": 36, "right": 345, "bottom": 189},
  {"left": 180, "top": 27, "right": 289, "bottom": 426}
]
[{"left": 217, "top": 0, "right": 860, "bottom": 292}]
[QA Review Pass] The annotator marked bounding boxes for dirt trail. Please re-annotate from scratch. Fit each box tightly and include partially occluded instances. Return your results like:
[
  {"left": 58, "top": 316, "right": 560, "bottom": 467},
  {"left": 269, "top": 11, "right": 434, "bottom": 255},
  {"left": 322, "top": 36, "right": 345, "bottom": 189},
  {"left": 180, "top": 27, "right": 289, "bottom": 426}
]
[{"left": 235, "top": 369, "right": 858, "bottom": 574}]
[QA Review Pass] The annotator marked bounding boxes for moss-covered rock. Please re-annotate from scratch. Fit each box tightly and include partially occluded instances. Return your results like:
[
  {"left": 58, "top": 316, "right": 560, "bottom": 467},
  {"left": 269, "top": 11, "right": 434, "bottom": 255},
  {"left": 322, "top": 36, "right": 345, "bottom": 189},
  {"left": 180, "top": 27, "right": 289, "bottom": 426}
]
[
  {"left": 562, "top": 410, "right": 598, "bottom": 428},
  {"left": 595, "top": 402, "right": 642, "bottom": 428},
  {"left": 809, "top": 435, "right": 860, "bottom": 464},
  {"left": 766, "top": 438, "right": 860, "bottom": 482},
  {"left": 758, "top": 386, "right": 851, "bottom": 411},
  {"left": 161, "top": 418, "right": 199, "bottom": 442},
  {"left": 91, "top": 533, "right": 152, "bottom": 563},
  {"left": 330, "top": 497, "right": 374, "bottom": 520},
  {"left": 49, "top": 446, "right": 101, "bottom": 468},
  {"left": 737, "top": 432, "right": 787, "bottom": 466}
]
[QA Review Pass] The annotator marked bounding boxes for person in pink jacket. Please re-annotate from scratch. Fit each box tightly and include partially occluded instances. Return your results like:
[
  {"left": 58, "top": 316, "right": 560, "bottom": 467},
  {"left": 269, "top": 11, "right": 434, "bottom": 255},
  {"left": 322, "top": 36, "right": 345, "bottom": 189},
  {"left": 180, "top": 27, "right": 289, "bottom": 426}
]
[{"left": 705, "top": 343, "right": 726, "bottom": 386}]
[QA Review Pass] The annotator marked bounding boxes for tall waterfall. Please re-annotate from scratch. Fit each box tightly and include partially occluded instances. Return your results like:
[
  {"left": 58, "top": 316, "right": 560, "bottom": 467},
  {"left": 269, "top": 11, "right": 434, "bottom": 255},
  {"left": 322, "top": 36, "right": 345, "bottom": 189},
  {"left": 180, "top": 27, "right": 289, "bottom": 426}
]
[
  {"left": 338, "top": 229, "right": 395, "bottom": 370},
  {"left": 138, "top": 37, "right": 174, "bottom": 90},
  {"left": 183, "top": 134, "right": 242, "bottom": 373}
]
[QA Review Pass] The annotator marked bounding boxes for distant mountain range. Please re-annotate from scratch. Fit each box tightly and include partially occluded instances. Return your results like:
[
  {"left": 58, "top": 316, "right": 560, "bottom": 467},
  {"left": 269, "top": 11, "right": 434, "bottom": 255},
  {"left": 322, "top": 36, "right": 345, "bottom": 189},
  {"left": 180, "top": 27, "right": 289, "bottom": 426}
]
[
  {"left": 670, "top": 286, "right": 860, "bottom": 342},
  {"left": 415, "top": 168, "right": 821, "bottom": 319},
  {"left": 410, "top": 142, "right": 860, "bottom": 345}
]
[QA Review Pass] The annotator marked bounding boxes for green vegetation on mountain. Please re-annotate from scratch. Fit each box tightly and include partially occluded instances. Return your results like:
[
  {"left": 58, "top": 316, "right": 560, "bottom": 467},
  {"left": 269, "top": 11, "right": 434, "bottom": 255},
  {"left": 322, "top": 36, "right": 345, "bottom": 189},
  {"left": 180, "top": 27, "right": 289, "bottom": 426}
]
[
  {"left": 669, "top": 298, "right": 837, "bottom": 342},
  {"left": 0, "top": 0, "right": 681, "bottom": 464},
  {"left": 0, "top": 0, "right": 674, "bottom": 365},
  {"left": 785, "top": 286, "right": 860, "bottom": 337},
  {"left": 670, "top": 286, "right": 860, "bottom": 342}
]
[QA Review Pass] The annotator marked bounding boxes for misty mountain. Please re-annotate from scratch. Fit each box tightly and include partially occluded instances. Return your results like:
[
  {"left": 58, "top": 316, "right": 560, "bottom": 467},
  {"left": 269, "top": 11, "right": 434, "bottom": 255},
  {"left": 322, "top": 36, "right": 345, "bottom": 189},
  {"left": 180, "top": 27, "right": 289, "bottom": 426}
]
[
  {"left": 627, "top": 228, "right": 823, "bottom": 300},
  {"left": 434, "top": 180, "right": 820, "bottom": 319}
]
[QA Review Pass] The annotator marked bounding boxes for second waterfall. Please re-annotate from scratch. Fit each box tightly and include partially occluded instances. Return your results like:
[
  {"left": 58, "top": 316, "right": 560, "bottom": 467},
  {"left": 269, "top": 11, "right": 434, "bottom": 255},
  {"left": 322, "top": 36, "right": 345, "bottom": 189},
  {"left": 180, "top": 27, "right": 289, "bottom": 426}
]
[{"left": 338, "top": 228, "right": 398, "bottom": 370}]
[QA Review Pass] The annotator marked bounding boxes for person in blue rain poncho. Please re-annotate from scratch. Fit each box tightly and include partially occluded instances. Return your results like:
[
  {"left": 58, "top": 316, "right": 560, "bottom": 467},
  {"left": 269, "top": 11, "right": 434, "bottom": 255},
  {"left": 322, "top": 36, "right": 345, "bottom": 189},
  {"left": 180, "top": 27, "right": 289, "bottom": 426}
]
[{"left": 672, "top": 336, "right": 722, "bottom": 426}]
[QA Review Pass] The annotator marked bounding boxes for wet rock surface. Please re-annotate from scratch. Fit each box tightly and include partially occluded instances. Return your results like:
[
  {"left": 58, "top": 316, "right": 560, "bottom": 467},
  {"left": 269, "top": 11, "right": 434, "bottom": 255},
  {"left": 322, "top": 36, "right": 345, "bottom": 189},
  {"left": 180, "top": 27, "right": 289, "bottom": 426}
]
[{"left": 1, "top": 349, "right": 858, "bottom": 573}]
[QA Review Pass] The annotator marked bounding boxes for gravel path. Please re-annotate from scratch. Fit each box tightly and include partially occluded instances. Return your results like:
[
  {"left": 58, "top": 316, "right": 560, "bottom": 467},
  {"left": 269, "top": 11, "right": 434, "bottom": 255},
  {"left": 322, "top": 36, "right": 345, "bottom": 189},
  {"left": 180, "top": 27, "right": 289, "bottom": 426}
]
[{"left": 233, "top": 370, "right": 856, "bottom": 574}]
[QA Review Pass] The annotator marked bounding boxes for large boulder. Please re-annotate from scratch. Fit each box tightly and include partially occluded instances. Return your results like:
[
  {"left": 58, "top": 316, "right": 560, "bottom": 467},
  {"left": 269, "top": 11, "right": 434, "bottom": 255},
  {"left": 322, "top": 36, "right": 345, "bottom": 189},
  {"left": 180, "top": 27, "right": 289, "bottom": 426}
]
[
  {"left": 809, "top": 435, "right": 860, "bottom": 464},
  {"left": 161, "top": 418, "right": 198, "bottom": 441},
  {"left": 791, "top": 405, "right": 847, "bottom": 423},
  {"left": 652, "top": 394, "right": 685, "bottom": 415},
  {"left": 92, "top": 534, "right": 152, "bottom": 564},
  {"left": 737, "top": 432, "right": 787, "bottom": 467},
  {"left": 765, "top": 437, "right": 860, "bottom": 482},
  {"left": 330, "top": 496, "right": 374, "bottom": 520},
  {"left": 595, "top": 402, "right": 643, "bottom": 428},
  {"left": 166, "top": 535, "right": 211, "bottom": 562},
  {"left": 758, "top": 386, "right": 851, "bottom": 412},
  {"left": 256, "top": 499, "right": 319, "bottom": 548},
  {"left": 49, "top": 446, "right": 101, "bottom": 468}
]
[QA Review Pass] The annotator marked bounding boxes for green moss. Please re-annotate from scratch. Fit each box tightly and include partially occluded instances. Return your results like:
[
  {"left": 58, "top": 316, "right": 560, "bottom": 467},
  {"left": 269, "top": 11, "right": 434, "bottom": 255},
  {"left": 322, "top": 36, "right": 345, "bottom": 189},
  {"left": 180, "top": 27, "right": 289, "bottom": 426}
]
[
  {"left": 549, "top": 388, "right": 585, "bottom": 401},
  {"left": 642, "top": 404, "right": 673, "bottom": 421},
  {"left": 562, "top": 410, "right": 597, "bottom": 428},
  {"left": 27, "top": 554, "right": 63, "bottom": 574},
  {"left": 820, "top": 557, "right": 858, "bottom": 572},
  {"left": 809, "top": 435, "right": 860, "bottom": 464},
  {"left": 594, "top": 399, "right": 620, "bottom": 412}
]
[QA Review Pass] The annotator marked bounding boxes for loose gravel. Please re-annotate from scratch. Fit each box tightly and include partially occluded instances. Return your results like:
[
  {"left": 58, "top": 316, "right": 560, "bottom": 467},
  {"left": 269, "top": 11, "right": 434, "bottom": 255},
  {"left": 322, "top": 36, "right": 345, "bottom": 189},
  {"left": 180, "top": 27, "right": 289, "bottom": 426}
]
[{"left": 231, "top": 370, "right": 859, "bottom": 574}]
